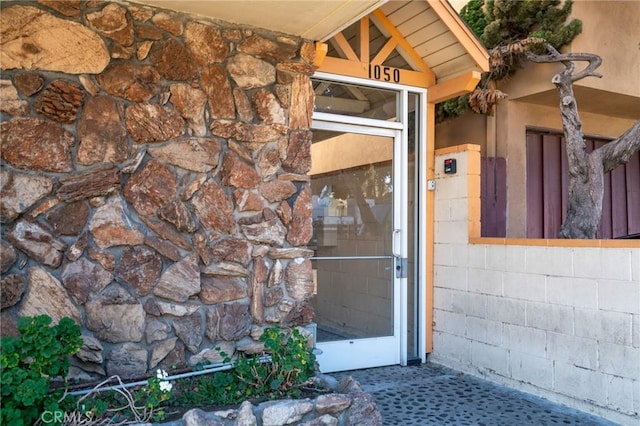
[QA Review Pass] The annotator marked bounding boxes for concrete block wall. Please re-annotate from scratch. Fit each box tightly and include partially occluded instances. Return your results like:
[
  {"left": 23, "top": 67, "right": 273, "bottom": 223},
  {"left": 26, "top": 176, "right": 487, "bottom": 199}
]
[{"left": 430, "top": 145, "right": 640, "bottom": 426}]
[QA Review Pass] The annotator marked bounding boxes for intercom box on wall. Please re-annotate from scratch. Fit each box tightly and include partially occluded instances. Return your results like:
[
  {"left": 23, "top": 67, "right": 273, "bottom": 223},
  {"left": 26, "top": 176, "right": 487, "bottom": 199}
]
[{"left": 444, "top": 158, "right": 456, "bottom": 174}]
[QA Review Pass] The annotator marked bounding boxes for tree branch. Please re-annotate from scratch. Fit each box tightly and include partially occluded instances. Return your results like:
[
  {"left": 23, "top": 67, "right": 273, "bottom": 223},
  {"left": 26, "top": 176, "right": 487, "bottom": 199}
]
[
  {"left": 597, "top": 120, "right": 640, "bottom": 173},
  {"left": 527, "top": 45, "right": 603, "bottom": 82},
  {"left": 524, "top": 43, "right": 639, "bottom": 239}
]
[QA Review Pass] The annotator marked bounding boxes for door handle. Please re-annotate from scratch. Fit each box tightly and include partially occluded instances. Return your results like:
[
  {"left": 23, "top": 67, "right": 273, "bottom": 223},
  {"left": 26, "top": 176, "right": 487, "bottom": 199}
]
[
  {"left": 392, "top": 229, "right": 407, "bottom": 278},
  {"left": 392, "top": 229, "right": 401, "bottom": 258}
]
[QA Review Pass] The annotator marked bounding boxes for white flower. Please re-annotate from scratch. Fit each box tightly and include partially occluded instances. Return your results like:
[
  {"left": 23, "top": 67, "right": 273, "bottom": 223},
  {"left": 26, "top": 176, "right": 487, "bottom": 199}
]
[
  {"left": 155, "top": 369, "right": 173, "bottom": 393},
  {"left": 159, "top": 380, "right": 173, "bottom": 393}
]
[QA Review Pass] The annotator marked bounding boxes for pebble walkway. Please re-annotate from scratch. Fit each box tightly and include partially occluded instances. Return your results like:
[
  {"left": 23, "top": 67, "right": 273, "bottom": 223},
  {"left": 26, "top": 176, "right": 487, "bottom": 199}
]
[{"left": 334, "top": 363, "right": 619, "bottom": 425}]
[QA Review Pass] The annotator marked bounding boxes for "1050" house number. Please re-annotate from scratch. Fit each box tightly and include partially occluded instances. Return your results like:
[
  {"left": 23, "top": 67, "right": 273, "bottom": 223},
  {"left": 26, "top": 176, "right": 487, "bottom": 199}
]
[{"left": 368, "top": 64, "right": 401, "bottom": 83}]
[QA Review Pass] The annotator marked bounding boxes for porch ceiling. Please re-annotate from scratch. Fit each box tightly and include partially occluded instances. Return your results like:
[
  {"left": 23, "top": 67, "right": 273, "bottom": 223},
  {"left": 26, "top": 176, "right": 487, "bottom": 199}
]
[
  {"left": 133, "top": 1, "right": 489, "bottom": 84},
  {"left": 377, "top": 1, "right": 489, "bottom": 81},
  {"left": 132, "top": 0, "right": 386, "bottom": 41}
]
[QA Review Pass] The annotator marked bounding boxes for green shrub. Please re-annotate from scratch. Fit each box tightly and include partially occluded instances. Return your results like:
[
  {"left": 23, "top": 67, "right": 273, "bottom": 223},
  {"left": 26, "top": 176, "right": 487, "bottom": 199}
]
[
  {"left": 0, "top": 319, "right": 316, "bottom": 423},
  {"left": 173, "top": 325, "right": 317, "bottom": 408},
  {"left": 233, "top": 325, "right": 316, "bottom": 399},
  {"left": 0, "top": 315, "right": 83, "bottom": 426}
]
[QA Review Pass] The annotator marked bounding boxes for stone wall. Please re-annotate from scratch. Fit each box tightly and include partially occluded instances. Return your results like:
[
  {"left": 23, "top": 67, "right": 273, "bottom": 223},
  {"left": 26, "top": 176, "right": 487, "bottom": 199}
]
[
  {"left": 0, "top": 1, "right": 317, "bottom": 382},
  {"left": 164, "top": 376, "right": 382, "bottom": 426}
]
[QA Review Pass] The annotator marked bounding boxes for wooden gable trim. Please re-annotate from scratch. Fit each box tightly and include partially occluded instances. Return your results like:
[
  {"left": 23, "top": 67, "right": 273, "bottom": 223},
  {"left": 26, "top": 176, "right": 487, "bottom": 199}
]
[
  {"left": 427, "top": 0, "right": 489, "bottom": 72},
  {"left": 315, "top": 1, "right": 488, "bottom": 99},
  {"left": 372, "top": 38, "right": 398, "bottom": 66},
  {"left": 360, "top": 16, "right": 370, "bottom": 64},
  {"left": 314, "top": 42, "right": 329, "bottom": 68},
  {"left": 371, "top": 8, "right": 435, "bottom": 84},
  {"left": 319, "top": 56, "right": 433, "bottom": 88},
  {"left": 428, "top": 70, "right": 482, "bottom": 103},
  {"left": 316, "top": 10, "right": 436, "bottom": 88},
  {"left": 332, "top": 32, "right": 359, "bottom": 62}
]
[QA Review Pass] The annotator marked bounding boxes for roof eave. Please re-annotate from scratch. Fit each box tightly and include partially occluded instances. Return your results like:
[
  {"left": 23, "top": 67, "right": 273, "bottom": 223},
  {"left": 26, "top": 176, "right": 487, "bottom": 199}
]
[{"left": 427, "top": 0, "right": 490, "bottom": 73}]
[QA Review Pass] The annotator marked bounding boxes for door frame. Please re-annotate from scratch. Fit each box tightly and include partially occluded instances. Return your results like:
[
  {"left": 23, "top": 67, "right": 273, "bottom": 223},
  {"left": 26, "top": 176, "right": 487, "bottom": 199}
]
[{"left": 310, "top": 72, "right": 428, "bottom": 371}]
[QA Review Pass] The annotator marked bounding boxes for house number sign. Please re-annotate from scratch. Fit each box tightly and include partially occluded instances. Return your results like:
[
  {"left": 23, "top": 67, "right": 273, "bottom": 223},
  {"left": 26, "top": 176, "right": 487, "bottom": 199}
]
[{"left": 368, "top": 64, "right": 401, "bottom": 83}]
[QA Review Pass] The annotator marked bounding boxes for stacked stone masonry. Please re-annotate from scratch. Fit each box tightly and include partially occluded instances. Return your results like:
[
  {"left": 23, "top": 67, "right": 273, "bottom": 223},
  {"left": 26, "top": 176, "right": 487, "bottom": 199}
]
[
  {"left": 0, "top": 1, "right": 318, "bottom": 382},
  {"left": 159, "top": 375, "right": 383, "bottom": 426}
]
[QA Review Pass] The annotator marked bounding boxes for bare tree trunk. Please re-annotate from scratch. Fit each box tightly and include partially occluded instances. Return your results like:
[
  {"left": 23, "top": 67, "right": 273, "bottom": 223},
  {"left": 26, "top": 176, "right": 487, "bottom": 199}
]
[
  {"left": 560, "top": 151, "right": 605, "bottom": 239},
  {"left": 549, "top": 52, "right": 602, "bottom": 239},
  {"left": 527, "top": 46, "right": 640, "bottom": 238}
]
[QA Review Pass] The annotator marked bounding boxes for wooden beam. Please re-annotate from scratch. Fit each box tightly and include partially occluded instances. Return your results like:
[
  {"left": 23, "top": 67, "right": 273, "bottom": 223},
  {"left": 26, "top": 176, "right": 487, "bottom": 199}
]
[
  {"left": 346, "top": 85, "right": 369, "bottom": 102},
  {"left": 318, "top": 56, "right": 369, "bottom": 79},
  {"left": 314, "top": 42, "right": 328, "bottom": 68},
  {"left": 318, "top": 57, "right": 432, "bottom": 88},
  {"left": 360, "top": 15, "right": 370, "bottom": 64},
  {"left": 332, "top": 32, "right": 359, "bottom": 62},
  {"left": 314, "top": 82, "right": 330, "bottom": 95},
  {"left": 427, "top": 0, "right": 489, "bottom": 72},
  {"left": 428, "top": 70, "right": 482, "bottom": 103},
  {"left": 315, "top": 79, "right": 368, "bottom": 104},
  {"left": 371, "top": 38, "right": 398, "bottom": 66},
  {"left": 371, "top": 9, "right": 436, "bottom": 86}
]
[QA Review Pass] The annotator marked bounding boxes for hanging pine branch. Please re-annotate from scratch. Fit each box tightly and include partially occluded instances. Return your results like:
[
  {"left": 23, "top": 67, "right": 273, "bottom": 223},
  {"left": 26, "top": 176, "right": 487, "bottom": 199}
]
[{"left": 437, "top": 0, "right": 582, "bottom": 121}]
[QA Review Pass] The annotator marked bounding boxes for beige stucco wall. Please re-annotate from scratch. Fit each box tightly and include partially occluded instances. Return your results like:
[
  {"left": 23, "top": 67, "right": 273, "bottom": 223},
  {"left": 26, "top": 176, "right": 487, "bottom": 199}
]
[
  {"left": 570, "top": 0, "right": 640, "bottom": 97},
  {"left": 434, "top": 111, "right": 487, "bottom": 154}
]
